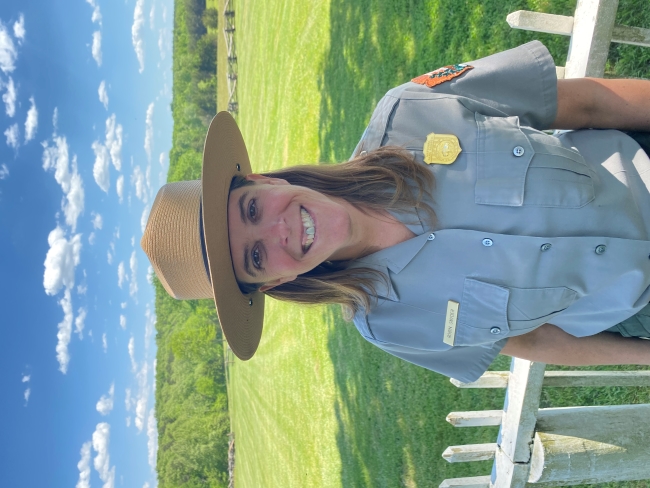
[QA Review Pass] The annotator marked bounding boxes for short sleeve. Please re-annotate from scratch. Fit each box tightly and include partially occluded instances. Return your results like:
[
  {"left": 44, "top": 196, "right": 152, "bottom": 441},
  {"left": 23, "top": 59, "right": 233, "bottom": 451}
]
[{"left": 408, "top": 41, "right": 558, "bottom": 129}]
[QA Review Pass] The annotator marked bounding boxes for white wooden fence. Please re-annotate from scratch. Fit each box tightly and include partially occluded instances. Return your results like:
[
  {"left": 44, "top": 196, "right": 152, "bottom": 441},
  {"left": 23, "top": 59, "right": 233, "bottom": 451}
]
[{"left": 441, "top": 2, "right": 650, "bottom": 487}]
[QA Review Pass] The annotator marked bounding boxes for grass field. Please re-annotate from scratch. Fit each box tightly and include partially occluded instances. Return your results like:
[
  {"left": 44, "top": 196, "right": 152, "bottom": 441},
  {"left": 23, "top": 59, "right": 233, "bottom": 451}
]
[{"left": 215, "top": 1, "right": 650, "bottom": 487}]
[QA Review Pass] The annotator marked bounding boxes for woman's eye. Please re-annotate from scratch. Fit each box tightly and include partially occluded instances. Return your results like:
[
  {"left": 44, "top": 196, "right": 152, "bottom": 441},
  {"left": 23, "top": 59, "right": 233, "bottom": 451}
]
[
  {"left": 248, "top": 199, "right": 257, "bottom": 220},
  {"left": 252, "top": 247, "right": 261, "bottom": 269}
]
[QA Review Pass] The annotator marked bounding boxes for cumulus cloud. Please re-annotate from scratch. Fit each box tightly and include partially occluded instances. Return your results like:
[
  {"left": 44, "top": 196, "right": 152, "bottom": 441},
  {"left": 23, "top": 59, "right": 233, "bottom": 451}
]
[
  {"left": 96, "top": 383, "right": 115, "bottom": 416},
  {"left": 0, "top": 22, "right": 17, "bottom": 73},
  {"left": 92, "top": 423, "right": 116, "bottom": 488},
  {"left": 128, "top": 336, "right": 136, "bottom": 372},
  {"left": 76, "top": 441, "right": 92, "bottom": 488},
  {"left": 22, "top": 374, "right": 30, "bottom": 383},
  {"left": 98, "top": 81, "right": 108, "bottom": 109},
  {"left": 24, "top": 96, "right": 37, "bottom": 141},
  {"left": 4, "top": 123, "right": 18, "bottom": 148},
  {"left": 102, "top": 333, "right": 107, "bottom": 353},
  {"left": 24, "top": 388, "right": 31, "bottom": 405},
  {"left": 92, "top": 31, "right": 102, "bottom": 66},
  {"left": 2, "top": 76, "right": 16, "bottom": 117},
  {"left": 132, "top": 0, "right": 145, "bottom": 72},
  {"left": 120, "top": 315, "right": 126, "bottom": 330},
  {"left": 92, "top": 212, "right": 103, "bottom": 230},
  {"left": 134, "top": 362, "right": 149, "bottom": 432},
  {"left": 52, "top": 107, "right": 58, "bottom": 131},
  {"left": 75, "top": 307, "right": 87, "bottom": 339},
  {"left": 13, "top": 14, "right": 25, "bottom": 43},
  {"left": 55, "top": 289, "right": 73, "bottom": 373},
  {"left": 92, "top": 141, "right": 110, "bottom": 192},
  {"left": 121, "top": 302, "right": 127, "bottom": 309},
  {"left": 146, "top": 409, "right": 158, "bottom": 471},
  {"left": 107, "top": 249, "right": 113, "bottom": 265},
  {"left": 129, "top": 251, "right": 138, "bottom": 297},
  {"left": 0, "top": 164, "right": 8, "bottom": 179},
  {"left": 42, "top": 138, "right": 85, "bottom": 231},
  {"left": 140, "top": 205, "right": 150, "bottom": 233},
  {"left": 146, "top": 265, "right": 153, "bottom": 284},
  {"left": 144, "top": 305, "right": 155, "bottom": 351},
  {"left": 92, "top": 115, "right": 123, "bottom": 192},
  {"left": 88, "top": 232, "right": 95, "bottom": 245},
  {"left": 125, "top": 388, "right": 133, "bottom": 411},
  {"left": 117, "top": 261, "right": 127, "bottom": 288},
  {"left": 43, "top": 227, "right": 82, "bottom": 296},
  {"left": 116, "top": 174, "right": 124, "bottom": 203},
  {"left": 105, "top": 115, "right": 122, "bottom": 171},
  {"left": 144, "top": 103, "right": 154, "bottom": 161},
  {"left": 131, "top": 166, "right": 147, "bottom": 203},
  {"left": 149, "top": 5, "right": 155, "bottom": 29},
  {"left": 85, "top": 0, "right": 102, "bottom": 24}
]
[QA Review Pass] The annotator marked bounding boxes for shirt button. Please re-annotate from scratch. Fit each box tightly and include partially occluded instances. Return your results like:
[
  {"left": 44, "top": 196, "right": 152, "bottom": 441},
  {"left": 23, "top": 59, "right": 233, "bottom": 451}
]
[
  {"left": 427, "top": 233, "right": 435, "bottom": 241},
  {"left": 595, "top": 244, "right": 607, "bottom": 255},
  {"left": 482, "top": 238, "right": 493, "bottom": 247},
  {"left": 540, "top": 243, "right": 552, "bottom": 251},
  {"left": 513, "top": 146, "right": 525, "bottom": 157},
  {"left": 360, "top": 150, "right": 368, "bottom": 157},
  {"left": 490, "top": 327, "right": 501, "bottom": 335}
]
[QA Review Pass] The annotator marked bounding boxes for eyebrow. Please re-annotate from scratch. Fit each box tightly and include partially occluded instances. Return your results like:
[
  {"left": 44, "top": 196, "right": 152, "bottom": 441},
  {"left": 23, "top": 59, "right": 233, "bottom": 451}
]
[{"left": 238, "top": 191, "right": 248, "bottom": 225}]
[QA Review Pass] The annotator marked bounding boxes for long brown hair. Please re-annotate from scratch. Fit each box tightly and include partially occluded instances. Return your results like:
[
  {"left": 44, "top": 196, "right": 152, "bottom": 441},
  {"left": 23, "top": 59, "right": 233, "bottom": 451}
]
[{"left": 232, "top": 146, "right": 436, "bottom": 315}]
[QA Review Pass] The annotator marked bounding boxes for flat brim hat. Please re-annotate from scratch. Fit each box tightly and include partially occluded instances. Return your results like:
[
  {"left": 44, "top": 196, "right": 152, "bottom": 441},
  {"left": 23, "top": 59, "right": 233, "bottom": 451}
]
[{"left": 141, "top": 112, "right": 264, "bottom": 360}]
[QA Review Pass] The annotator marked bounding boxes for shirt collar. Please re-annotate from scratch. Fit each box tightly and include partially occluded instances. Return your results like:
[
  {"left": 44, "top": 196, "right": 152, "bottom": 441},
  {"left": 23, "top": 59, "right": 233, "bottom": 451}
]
[{"left": 353, "top": 231, "right": 432, "bottom": 274}]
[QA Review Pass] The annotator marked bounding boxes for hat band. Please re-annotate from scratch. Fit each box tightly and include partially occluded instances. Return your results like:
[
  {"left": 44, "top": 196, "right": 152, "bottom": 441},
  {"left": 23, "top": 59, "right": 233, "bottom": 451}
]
[{"left": 199, "top": 201, "right": 212, "bottom": 285}]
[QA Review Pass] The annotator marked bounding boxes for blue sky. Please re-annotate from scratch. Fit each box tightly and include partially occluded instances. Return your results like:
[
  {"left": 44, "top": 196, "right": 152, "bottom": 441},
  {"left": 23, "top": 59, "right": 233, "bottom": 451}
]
[{"left": 0, "top": 0, "right": 173, "bottom": 487}]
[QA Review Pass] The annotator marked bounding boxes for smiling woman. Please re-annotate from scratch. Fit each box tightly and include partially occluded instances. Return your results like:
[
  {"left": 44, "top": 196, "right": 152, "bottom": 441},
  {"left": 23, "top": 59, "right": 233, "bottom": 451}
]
[{"left": 143, "top": 41, "right": 650, "bottom": 384}]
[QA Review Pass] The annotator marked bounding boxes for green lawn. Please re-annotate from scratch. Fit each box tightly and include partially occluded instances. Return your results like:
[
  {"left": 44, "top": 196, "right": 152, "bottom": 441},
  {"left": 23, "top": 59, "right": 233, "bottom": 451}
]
[{"left": 223, "top": 1, "right": 650, "bottom": 487}]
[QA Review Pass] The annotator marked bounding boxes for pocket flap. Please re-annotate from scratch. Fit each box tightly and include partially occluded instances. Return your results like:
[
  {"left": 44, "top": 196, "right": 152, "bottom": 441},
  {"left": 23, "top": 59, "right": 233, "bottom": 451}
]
[{"left": 456, "top": 278, "right": 510, "bottom": 346}]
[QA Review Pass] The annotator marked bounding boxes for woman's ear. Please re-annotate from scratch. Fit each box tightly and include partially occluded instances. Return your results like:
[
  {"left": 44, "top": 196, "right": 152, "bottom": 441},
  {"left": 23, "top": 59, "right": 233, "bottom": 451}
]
[
  {"left": 259, "top": 274, "right": 297, "bottom": 292},
  {"left": 246, "top": 173, "right": 289, "bottom": 186}
]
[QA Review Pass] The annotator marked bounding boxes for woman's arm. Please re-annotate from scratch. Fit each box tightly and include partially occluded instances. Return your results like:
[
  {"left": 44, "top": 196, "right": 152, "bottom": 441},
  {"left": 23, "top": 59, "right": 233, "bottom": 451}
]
[
  {"left": 500, "top": 323, "right": 650, "bottom": 366},
  {"left": 550, "top": 78, "right": 650, "bottom": 131}
]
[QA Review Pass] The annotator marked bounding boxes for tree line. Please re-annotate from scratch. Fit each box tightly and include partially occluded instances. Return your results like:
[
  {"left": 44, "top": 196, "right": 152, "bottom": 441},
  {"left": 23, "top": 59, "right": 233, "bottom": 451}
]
[{"left": 155, "top": 1, "right": 231, "bottom": 487}]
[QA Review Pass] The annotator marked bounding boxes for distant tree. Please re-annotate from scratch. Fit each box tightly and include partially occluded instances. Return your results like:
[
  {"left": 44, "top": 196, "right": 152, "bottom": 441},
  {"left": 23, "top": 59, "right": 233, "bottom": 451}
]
[{"left": 202, "top": 8, "right": 219, "bottom": 30}]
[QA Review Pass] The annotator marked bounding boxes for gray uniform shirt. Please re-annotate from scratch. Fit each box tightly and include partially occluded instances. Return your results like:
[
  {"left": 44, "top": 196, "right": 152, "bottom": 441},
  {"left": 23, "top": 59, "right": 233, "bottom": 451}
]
[{"left": 349, "top": 41, "right": 650, "bottom": 383}]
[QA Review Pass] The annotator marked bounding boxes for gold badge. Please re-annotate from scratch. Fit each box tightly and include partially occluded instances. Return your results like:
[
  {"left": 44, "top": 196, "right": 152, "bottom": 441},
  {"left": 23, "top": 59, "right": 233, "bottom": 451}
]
[
  {"left": 443, "top": 300, "right": 459, "bottom": 346},
  {"left": 423, "top": 133, "right": 462, "bottom": 165}
]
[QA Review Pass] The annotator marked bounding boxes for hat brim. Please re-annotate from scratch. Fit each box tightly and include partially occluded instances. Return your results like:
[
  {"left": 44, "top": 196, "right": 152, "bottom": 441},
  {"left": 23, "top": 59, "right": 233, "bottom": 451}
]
[{"left": 202, "top": 112, "right": 265, "bottom": 360}]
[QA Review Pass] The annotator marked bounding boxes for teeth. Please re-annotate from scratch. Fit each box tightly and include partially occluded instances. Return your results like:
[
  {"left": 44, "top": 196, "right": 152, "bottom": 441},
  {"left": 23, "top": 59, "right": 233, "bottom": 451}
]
[{"left": 301, "top": 208, "right": 315, "bottom": 251}]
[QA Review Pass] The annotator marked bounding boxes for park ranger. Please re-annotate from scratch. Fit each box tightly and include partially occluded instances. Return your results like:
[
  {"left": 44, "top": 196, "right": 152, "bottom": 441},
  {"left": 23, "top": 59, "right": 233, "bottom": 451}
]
[{"left": 142, "top": 41, "right": 650, "bottom": 382}]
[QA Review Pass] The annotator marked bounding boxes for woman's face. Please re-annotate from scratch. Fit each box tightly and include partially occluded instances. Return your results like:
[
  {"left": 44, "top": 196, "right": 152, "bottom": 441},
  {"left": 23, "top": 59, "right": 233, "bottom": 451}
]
[{"left": 227, "top": 174, "right": 353, "bottom": 290}]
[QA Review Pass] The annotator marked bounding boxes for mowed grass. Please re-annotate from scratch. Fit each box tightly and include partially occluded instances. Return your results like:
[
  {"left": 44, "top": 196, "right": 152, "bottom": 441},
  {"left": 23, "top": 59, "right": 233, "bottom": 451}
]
[{"left": 220, "top": 1, "right": 650, "bottom": 487}]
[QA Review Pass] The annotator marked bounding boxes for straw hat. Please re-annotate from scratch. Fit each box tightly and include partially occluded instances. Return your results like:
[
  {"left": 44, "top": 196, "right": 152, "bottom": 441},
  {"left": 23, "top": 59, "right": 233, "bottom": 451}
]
[{"left": 141, "top": 112, "right": 264, "bottom": 360}]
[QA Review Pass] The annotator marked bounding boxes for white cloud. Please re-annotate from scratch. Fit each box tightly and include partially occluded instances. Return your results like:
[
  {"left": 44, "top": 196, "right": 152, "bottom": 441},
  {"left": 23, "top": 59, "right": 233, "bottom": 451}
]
[
  {"left": 128, "top": 336, "right": 136, "bottom": 372},
  {"left": 120, "top": 315, "right": 126, "bottom": 330},
  {"left": 52, "top": 107, "right": 58, "bottom": 131},
  {"left": 140, "top": 205, "right": 150, "bottom": 233},
  {"left": 149, "top": 5, "right": 155, "bottom": 29},
  {"left": 105, "top": 114, "right": 123, "bottom": 171},
  {"left": 125, "top": 388, "right": 132, "bottom": 411},
  {"left": 92, "top": 423, "right": 116, "bottom": 488},
  {"left": 132, "top": 166, "right": 147, "bottom": 203},
  {"left": 76, "top": 441, "right": 92, "bottom": 488},
  {"left": 75, "top": 307, "right": 87, "bottom": 339},
  {"left": 88, "top": 232, "right": 95, "bottom": 245},
  {"left": 92, "top": 31, "right": 102, "bottom": 66},
  {"left": 96, "top": 383, "right": 115, "bottom": 416},
  {"left": 42, "top": 137, "right": 85, "bottom": 230},
  {"left": 146, "top": 409, "right": 158, "bottom": 471},
  {"left": 162, "top": 6, "right": 167, "bottom": 23},
  {"left": 144, "top": 305, "right": 155, "bottom": 351},
  {"left": 92, "top": 141, "right": 110, "bottom": 192},
  {"left": 2, "top": 76, "right": 16, "bottom": 117},
  {"left": 92, "top": 212, "right": 103, "bottom": 230},
  {"left": 85, "top": 0, "right": 102, "bottom": 24},
  {"left": 98, "top": 81, "right": 108, "bottom": 109},
  {"left": 129, "top": 251, "right": 138, "bottom": 297},
  {"left": 22, "top": 374, "right": 30, "bottom": 383},
  {"left": 102, "top": 333, "right": 107, "bottom": 353},
  {"left": 0, "top": 22, "right": 17, "bottom": 73},
  {"left": 43, "top": 227, "right": 82, "bottom": 296},
  {"left": 24, "top": 96, "right": 38, "bottom": 142},
  {"left": 4, "top": 123, "right": 18, "bottom": 148},
  {"left": 116, "top": 175, "right": 124, "bottom": 203},
  {"left": 24, "top": 388, "right": 31, "bottom": 405},
  {"left": 13, "top": 14, "right": 25, "bottom": 43},
  {"left": 132, "top": 0, "right": 145, "bottom": 72},
  {"left": 0, "top": 163, "right": 8, "bottom": 179},
  {"left": 121, "top": 301, "right": 127, "bottom": 309},
  {"left": 125, "top": 417, "right": 131, "bottom": 427},
  {"left": 144, "top": 103, "right": 154, "bottom": 161},
  {"left": 134, "top": 362, "right": 149, "bottom": 432},
  {"left": 146, "top": 265, "right": 153, "bottom": 284},
  {"left": 55, "top": 289, "right": 73, "bottom": 373},
  {"left": 117, "top": 262, "right": 127, "bottom": 288},
  {"left": 143, "top": 483, "right": 150, "bottom": 488},
  {"left": 107, "top": 249, "right": 113, "bottom": 265}
]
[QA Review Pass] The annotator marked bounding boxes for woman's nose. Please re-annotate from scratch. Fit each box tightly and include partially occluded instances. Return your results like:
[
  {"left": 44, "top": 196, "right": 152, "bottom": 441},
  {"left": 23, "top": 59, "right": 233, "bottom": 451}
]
[{"left": 263, "top": 217, "right": 290, "bottom": 246}]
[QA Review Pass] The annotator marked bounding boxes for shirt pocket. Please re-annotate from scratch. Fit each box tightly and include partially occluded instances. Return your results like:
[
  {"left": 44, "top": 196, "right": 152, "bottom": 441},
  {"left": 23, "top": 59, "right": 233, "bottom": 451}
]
[
  {"left": 475, "top": 113, "right": 595, "bottom": 208},
  {"left": 455, "top": 278, "right": 579, "bottom": 346}
]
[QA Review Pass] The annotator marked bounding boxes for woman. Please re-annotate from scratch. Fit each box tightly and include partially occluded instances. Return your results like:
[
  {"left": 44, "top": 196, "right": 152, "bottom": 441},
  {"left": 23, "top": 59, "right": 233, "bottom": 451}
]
[{"left": 142, "top": 41, "right": 650, "bottom": 383}]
